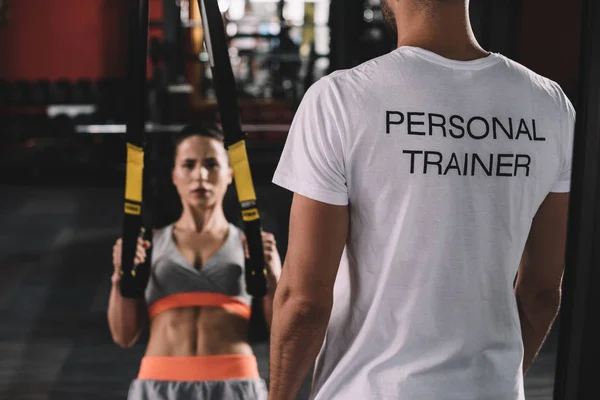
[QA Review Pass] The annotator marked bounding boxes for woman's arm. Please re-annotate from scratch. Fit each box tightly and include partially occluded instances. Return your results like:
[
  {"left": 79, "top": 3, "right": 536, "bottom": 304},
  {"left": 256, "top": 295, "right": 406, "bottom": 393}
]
[
  {"left": 108, "top": 275, "right": 146, "bottom": 348},
  {"left": 263, "top": 273, "right": 279, "bottom": 330},
  {"left": 107, "top": 238, "right": 149, "bottom": 348},
  {"left": 261, "top": 232, "right": 282, "bottom": 329}
]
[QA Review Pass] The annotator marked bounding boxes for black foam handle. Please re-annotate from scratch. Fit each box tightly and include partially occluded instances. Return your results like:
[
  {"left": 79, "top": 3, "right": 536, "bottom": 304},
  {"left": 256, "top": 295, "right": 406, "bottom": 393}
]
[
  {"left": 120, "top": 228, "right": 151, "bottom": 299},
  {"left": 245, "top": 219, "right": 268, "bottom": 297}
]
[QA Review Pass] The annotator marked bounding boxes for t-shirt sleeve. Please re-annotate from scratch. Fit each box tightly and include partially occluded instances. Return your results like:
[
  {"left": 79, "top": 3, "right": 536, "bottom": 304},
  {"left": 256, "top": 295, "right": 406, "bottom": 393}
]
[
  {"left": 272, "top": 77, "right": 348, "bottom": 206},
  {"left": 550, "top": 94, "right": 576, "bottom": 193}
]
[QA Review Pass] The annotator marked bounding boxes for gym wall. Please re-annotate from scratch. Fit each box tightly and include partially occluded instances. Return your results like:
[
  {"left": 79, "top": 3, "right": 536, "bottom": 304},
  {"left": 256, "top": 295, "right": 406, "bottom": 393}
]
[
  {"left": 0, "top": 0, "right": 582, "bottom": 101},
  {"left": 0, "top": 0, "right": 164, "bottom": 81},
  {"left": 517, "top": 0, "right": 582, "bottom": 100}
]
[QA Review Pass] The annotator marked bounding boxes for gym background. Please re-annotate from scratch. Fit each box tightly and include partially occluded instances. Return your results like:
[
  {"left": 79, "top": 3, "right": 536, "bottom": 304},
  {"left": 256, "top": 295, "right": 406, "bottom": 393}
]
[{"left": 0, "top": 0, "right": 593, "bottom": 399}]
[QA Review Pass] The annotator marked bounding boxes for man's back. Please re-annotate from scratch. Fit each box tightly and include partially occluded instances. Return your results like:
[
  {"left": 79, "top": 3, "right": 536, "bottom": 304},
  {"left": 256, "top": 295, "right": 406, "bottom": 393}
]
[{"left": 273, "top": 46, "right": 574, "bottom": 400}]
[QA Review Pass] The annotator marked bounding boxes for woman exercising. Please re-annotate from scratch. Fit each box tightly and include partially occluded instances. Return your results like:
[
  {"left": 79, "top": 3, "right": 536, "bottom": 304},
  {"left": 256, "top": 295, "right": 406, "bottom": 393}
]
[{"left": 109, "top": 124, "right": 281, "bottom": 400}]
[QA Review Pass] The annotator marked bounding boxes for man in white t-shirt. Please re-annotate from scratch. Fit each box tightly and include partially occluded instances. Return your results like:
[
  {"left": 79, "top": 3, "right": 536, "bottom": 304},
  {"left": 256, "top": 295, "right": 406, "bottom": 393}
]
[{"left": 267, "top": 1, "right": 575, "bottom": 399}]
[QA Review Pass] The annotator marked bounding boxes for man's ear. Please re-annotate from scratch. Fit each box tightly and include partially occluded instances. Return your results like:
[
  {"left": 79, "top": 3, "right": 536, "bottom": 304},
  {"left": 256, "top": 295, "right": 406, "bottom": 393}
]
[{"left": 228, "top": 166, "right": 233, "bottom": 185}]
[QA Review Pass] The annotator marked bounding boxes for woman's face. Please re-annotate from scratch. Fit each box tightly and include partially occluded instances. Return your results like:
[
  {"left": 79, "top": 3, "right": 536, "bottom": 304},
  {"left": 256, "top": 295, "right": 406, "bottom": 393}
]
[{"left": 172, "top": 135, "right": 232, "bottom": 209}]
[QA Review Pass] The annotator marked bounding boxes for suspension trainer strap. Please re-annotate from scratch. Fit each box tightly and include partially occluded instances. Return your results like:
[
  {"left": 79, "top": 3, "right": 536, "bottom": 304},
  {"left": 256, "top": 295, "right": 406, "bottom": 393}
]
[
  {"left": 120, "top": 0, "right": 151, "bottom": 299},
  {"left": 198, "top": 0, "right": 267, "bottom": 297}
]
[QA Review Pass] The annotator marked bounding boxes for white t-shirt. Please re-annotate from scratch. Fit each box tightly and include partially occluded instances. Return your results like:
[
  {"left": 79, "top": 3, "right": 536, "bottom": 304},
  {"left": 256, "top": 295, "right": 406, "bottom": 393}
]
[{"left": 272, "top": 46, "right": 575, "bottom": 400}]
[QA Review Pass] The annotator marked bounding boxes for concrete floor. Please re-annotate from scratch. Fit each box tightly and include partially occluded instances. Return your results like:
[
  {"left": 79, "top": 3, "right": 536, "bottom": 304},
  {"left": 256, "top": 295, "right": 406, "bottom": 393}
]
[{"left": 0, "top": 184, "right": 558, "bottom": 399}]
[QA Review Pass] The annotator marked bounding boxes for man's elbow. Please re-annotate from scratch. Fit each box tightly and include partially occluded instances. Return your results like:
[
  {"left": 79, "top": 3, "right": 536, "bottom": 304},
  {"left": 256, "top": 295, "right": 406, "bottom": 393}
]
[
  {"left": 536, "top": 287, "right": 562, "bottom": 309},
  {"left": 274, "top": 285, "right": 333, "bottom": 319},
  {"left": 516, "top": 285, "right": 562, "bottom": 315}
]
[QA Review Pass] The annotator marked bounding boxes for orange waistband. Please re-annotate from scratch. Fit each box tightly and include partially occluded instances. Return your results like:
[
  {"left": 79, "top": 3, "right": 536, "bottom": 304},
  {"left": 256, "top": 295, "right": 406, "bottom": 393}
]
[
  {"left": 137, "top": 354, "right": 260, "bottom": 382},
  {"left": 148, "top": 292, "right": 252, "bottom": 320}
]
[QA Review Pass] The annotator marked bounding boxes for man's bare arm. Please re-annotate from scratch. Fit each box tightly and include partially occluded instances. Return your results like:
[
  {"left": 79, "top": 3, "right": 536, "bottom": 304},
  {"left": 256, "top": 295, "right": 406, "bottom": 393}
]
[
  {"left": 515, "top": 192, "right": 569, "bottom": 374},
  {"left": 268, "top": 194, "right": 349, "bottom": 400}
]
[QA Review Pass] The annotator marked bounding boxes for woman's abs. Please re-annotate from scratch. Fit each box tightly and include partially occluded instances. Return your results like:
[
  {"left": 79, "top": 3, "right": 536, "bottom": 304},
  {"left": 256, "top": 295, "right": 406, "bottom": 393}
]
[{"left": 145, "top": 306, "right": 253, "bottom": 356}]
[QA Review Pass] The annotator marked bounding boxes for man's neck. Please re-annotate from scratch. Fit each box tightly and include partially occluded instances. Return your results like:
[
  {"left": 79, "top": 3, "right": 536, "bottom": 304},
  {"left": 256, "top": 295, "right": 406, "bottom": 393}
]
[{"left": 395, "top": 3, "right": 488, "bottom": 61}]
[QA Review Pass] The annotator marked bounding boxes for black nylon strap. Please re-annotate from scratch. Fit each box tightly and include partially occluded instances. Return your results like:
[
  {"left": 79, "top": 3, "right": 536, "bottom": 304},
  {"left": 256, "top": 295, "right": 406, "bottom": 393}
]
[
  {"left": 198, "top": 0, "right": 267, "bottom": 297},
  {"left": 198, "top": 0, "right": 244, "bottom": 147},
  {"left": 120, "top": 0, "right": 151, "bottom": 299}
]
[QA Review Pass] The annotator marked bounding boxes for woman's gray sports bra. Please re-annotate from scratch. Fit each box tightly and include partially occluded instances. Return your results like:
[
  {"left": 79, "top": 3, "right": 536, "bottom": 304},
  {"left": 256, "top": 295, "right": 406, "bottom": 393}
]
[{"left": 144, "top": 223, "right": 253, "bottom": 320}]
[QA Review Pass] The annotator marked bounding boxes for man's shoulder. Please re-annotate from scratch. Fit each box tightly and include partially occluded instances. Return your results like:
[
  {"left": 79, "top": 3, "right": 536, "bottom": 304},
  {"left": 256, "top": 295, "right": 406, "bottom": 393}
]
[
  {"left": 500, "top": 56, "right": 572, "bottom": 107},
  {"left": 306, "top": 53, "right": 396, "bottom": 106},
  {"left": 308, "top": 52, "right": 574, "bottom": 117},
  {"left": 324, "top": 51, "right": 397, "bottom": 88}
]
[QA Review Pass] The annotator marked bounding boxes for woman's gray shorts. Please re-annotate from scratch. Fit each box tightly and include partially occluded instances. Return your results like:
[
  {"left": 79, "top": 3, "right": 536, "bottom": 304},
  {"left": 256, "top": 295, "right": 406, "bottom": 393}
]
[{"left": 126, "top": 355, "right": 268, "bottom": 400}]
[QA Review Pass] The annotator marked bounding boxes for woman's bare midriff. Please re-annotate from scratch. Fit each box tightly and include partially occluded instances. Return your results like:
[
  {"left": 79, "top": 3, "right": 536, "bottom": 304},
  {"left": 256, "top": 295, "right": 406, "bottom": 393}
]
[{"left": 145, "top": 306, "right": 253, "bottom": 357}]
